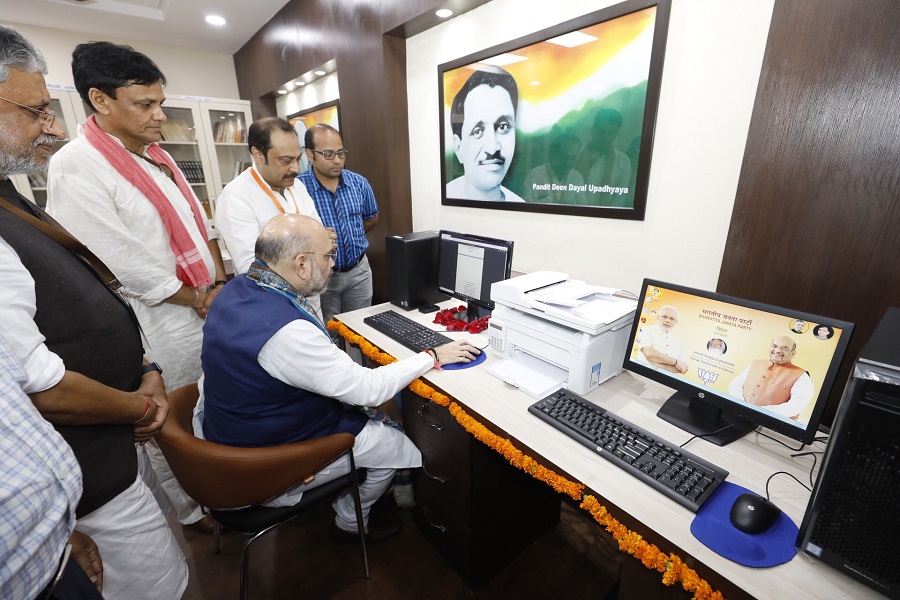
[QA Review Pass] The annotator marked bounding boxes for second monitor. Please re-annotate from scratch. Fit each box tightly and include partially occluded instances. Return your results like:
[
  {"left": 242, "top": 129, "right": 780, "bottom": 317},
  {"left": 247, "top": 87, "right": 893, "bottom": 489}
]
[{"left": 436, "top": 230, "right": 514, "bottom": 322}]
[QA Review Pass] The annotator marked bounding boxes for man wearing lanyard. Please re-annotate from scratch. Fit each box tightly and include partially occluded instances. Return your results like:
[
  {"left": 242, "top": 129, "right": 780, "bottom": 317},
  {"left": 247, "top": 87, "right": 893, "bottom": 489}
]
[
  {"left": 299, "top": 123, "right": 379, "bottom": 334},
  {"left": 215, "top": 117, "right": 328, "bottom": 275}
]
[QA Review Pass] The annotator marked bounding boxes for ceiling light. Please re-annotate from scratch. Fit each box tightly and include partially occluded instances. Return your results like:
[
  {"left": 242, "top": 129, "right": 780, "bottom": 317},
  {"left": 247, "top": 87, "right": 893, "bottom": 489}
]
[
  {"left": 314, "top": 70, "right": 326, "bottom": 76},
  {"left": 435, "top": 9, "right": 453, "bottom": 18},
  {"left": 296, "top": 81, "right": 305, "bottom": 86},
  {"left": 205, "top": 15, "right": 226, "bottom": 26},
  {"left": 277, "top": 90, "right": 287, "bottom": 95},
  {"left": 479, "top": 53, "right": 528, "bottom": 67}
]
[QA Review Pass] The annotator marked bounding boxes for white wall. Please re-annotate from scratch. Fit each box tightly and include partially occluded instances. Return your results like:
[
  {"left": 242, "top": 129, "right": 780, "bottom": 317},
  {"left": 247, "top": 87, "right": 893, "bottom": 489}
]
[
  {"left": 2, "top": 21, "right": 240, "bottom": 99},
  {"left": 407, "top": 0, "right": 774, "bottom": 295}
]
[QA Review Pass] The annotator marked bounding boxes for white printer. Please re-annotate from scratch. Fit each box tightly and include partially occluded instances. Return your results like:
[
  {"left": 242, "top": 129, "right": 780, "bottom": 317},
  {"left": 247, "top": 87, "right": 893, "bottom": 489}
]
[{"left": 487, "top": 271, "right": 637, "bottom": 398}]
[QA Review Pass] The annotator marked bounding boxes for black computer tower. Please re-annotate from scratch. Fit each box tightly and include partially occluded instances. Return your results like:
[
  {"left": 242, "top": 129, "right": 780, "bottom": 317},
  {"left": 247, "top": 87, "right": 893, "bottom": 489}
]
[
  {"left": 386, "top": 231, "right": 448, "bottom": 310},
  {"left": 798, "top": 308, "right": 900, "bottom": 599}
]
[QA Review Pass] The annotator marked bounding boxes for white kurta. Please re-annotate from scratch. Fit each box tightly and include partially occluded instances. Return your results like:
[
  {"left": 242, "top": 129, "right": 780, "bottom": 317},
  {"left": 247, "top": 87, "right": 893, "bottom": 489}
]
[
  {"left": 46, "top": 129, "right": 217, "bottom": 391},
  {"left": 215, "top": 165, "right": 321, "bottom": 274}
]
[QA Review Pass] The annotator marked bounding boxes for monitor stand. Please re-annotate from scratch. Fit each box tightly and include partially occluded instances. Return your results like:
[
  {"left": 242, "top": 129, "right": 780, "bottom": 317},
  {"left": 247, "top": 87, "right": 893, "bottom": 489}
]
[
  {"left": 656, "top": 390, "right": 754, "bottom": 446},
  {"left": 456, "top": 302, "right": 491, "bottom": 323}
]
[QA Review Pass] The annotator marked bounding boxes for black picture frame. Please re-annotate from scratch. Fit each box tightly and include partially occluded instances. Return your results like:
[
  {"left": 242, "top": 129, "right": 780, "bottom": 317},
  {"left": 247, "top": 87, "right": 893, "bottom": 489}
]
[{"left": 438, "top": 0, "right": 671, "bottom": 220}]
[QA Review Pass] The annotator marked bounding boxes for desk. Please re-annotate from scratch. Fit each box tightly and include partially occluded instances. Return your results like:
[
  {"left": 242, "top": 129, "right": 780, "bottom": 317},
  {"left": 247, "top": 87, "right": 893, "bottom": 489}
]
[{"left": 337, "top": 302, "right": 883, "bottom": 599}]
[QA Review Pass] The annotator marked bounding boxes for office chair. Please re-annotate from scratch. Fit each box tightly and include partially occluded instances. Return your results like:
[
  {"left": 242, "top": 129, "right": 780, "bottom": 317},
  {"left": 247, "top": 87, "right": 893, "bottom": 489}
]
[{"left": 158, "top": 384, "right": 369, "bottom": 600}]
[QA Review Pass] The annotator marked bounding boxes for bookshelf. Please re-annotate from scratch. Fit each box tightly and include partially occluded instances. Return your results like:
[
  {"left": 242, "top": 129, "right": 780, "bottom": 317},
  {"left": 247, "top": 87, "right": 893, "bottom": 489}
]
[{"left": 11, "top": 89, "right": 252, "bottom": 222}]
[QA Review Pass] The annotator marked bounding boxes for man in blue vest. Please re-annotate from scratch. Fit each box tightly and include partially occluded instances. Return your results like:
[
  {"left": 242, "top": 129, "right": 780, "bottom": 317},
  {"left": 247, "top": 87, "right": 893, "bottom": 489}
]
[{"left": 200, "top": 214, "right": 481, "bottom": 541}]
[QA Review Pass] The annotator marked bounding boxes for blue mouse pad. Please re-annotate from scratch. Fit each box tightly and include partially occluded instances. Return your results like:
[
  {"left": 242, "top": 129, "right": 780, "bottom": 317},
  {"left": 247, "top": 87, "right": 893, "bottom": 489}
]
[
  {"left": 690, "top": 481, "right": 798, "bottom": 568},
  {"left": 441, "top": 349, "right": 487, "bottom": 370}
]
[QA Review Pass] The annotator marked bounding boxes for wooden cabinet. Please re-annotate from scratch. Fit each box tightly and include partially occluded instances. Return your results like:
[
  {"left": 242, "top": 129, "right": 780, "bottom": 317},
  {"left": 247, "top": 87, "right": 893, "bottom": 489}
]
[{"left": 402, "top": 390, "right": 561, "bottom": 590}]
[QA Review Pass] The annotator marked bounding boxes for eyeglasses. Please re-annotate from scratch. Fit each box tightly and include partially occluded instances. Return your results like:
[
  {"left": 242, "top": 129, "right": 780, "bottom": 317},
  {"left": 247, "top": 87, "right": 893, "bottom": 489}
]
[
  {"left": 311, "top": 149, "right": 349, "bottom": 160},
  {"left": 0, "top": 95, "right": 56, "bottom": 128},
  {"left": 302, "top": 250, "right": 337, "bottom": 262}
]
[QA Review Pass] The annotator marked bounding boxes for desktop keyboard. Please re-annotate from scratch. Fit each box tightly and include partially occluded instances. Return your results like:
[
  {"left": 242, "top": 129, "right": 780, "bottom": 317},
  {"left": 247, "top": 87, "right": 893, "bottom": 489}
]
[
  {"left": 363, "top": 309, "right": 453, "bottom": 353},
  {"left": 528, "top": 389, "right": 728, "bottom": 512}
]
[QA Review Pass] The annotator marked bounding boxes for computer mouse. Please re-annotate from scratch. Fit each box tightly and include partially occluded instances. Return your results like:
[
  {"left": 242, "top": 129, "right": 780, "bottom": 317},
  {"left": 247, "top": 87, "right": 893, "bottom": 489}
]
[{"left": 729, "top": 493, "right": 782, "bottom": 534}]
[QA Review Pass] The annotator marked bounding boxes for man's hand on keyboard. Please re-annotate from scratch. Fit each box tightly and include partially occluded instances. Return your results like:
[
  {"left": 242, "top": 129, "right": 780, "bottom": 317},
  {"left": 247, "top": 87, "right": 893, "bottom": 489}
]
[{"left": 434, "top": 339, "right": 482, "bottom": 365}]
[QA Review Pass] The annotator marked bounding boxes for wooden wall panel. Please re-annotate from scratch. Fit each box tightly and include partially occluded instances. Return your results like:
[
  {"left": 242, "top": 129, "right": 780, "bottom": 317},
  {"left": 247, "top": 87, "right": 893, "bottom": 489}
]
[
  {"left": 232, "top": 0, "right": 451, "bottom": 302},
  {"left": 719, "top": 0, "right": 900, "bottom": 425}
]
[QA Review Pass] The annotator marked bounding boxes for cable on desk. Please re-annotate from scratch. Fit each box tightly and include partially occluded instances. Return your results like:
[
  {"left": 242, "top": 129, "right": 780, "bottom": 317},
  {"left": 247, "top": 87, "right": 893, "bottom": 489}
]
[
  {"left": 764, "top": 471, "right": 812, "bottom": 500},
  {"left": 790, "top": 450, "right": 823, "bottom": 488},
  {"left": 678, "top": 423, "right": 736, "bottom": 448},
  {"left": 756, "top": 429, "right": 811, "bottom": 452}
]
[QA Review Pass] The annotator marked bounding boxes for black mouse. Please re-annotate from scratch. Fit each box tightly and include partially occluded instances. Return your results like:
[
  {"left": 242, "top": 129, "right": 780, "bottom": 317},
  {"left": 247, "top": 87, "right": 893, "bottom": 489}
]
[{"left": 729, "top": 493, "right": 782, "bottom": 534}]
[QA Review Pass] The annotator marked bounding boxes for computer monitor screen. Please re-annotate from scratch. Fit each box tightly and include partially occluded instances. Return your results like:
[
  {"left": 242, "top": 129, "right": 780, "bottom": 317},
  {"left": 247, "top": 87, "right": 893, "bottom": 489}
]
[
  {"left": 436, "top": 230, "right": 514, "bottom": 321},
  {"left": 622, "top": 279, "right": 854, "bottom": 446}
]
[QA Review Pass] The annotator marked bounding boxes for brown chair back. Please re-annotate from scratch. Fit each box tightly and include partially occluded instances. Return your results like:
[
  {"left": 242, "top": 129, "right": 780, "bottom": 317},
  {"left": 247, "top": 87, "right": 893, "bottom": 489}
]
[{"left": 158, "top": 384, "right": 355, "bottom": 509}]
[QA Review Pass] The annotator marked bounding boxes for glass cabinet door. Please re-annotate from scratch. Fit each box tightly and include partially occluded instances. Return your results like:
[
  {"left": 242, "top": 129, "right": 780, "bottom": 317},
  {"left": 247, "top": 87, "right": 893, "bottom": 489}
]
[
  {"left": 196, "top": 100, "right": 253, "bottom": 216},
  {"left": 158, "top": 100, "right": 215, "bottom": 219}
]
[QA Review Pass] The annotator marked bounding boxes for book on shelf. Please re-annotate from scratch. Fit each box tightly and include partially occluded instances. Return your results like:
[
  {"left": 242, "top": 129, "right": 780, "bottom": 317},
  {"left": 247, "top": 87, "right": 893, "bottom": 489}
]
[
  {"left": 161, "top": 120, "right": 195, "bottom": 142},
  {"left": 233, "top": 160, "right": 252, "bottom": 179},
  {"left": 174, "top": 160, "right": 205, "bottom": 184},
  {"left": 213, "top": 118, "right": 247, "bottom": 144}
]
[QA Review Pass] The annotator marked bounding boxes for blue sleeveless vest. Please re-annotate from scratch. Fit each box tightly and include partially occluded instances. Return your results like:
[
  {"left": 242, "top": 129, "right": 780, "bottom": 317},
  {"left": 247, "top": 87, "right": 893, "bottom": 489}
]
[{"left": 201, "top": 275, "right": 367, "bottom": 447}]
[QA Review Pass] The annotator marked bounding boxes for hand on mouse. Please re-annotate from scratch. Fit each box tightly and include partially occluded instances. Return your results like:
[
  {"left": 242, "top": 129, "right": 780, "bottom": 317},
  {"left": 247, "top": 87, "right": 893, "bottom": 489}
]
[{"left": 432, "top": 339, "right": 481, "bottom": 365}]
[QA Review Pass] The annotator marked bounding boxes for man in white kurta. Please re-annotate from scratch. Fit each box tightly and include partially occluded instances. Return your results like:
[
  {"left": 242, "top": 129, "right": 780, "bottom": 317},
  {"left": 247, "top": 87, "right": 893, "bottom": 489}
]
[
  {"left": 48, "top": 130, "right": 218, "bottom": 389},
  {"left": 46, "top": 41, "right": 228, "bottom": 530},
  {"left": 215, "top": 117, "right": 322, "bottom": 274},
  {"left": 637, "top": 305, "right": 688, "bottom": 374}
]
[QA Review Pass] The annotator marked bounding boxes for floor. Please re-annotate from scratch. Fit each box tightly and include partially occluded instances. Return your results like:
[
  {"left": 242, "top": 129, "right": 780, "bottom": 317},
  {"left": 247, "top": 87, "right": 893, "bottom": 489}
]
[{"left": 171, "top": 498, "right": 628, "bottom": 600}]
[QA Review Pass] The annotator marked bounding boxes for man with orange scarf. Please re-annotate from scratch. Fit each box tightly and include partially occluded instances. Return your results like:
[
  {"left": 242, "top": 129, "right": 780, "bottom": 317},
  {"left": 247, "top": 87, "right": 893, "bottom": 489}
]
[{"left": 46, "top": 42, "right": 225, "bottom": 534}]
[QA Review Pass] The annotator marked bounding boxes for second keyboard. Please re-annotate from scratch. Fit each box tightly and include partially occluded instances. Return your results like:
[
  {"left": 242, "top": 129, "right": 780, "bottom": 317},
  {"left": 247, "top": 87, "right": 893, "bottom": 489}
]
[{"left": 529, "top": 389, "right": 728, "bottom": 512}]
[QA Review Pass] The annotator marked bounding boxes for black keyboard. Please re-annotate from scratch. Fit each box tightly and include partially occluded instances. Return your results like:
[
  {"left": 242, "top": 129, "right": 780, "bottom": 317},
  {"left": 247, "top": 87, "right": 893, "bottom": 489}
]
[
  {"left": 363, "top": 310, "right": 452, "bottom": 353},
  {"left": 528, "top": 389, "right": 728, "bottom": 512}
]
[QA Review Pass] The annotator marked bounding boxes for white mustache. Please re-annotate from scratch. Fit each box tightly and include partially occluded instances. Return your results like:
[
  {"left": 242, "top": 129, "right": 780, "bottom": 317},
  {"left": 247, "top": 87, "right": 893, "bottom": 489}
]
[{"left": 34, "top": 134, "right": 57, "bottom": 147}]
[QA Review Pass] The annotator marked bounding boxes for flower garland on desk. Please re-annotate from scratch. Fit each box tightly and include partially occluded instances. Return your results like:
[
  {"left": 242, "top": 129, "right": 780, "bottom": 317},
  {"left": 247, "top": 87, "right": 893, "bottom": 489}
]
[{"left": 328, "top": 318, "right": 724, "bottom": 600}]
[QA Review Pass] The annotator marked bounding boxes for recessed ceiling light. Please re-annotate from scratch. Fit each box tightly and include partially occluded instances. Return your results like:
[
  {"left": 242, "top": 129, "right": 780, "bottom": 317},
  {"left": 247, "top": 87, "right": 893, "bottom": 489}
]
[
  {"left": 205, "top": 15, "right": 226, "bottom": 26},
  {"left": 435, "top": 9, "right": 453, "bottom": 18},
  {"left": 277, "top": 90, "right": 287, "bottom": 95},
  {"left": 314, "top": 70, "right": 326, "bottom": 76},
  {"left": 296, "top": 81, "right": 305, "bottom": 86}
]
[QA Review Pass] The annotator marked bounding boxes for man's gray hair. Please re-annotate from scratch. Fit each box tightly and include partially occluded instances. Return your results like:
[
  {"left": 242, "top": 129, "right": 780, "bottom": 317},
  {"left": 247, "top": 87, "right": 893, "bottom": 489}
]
[
  {"left": 255, "top": 230, "right": 313, "bottom": 267},
  {"left": 0, "top": 25, "right": 48, "bottom": 83}
]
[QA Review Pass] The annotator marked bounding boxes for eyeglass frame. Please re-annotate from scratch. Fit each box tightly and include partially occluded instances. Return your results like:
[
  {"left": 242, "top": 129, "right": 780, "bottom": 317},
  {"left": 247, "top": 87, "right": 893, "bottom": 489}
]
[
  {"left": 301, "top": 250, "right": 337, "bottom": 262},
  {"left": 0, "top": 95, "right": 56, "bottom": 128},
  {"left": 310, "top": 148, "right": 350, "bottom": 160}
]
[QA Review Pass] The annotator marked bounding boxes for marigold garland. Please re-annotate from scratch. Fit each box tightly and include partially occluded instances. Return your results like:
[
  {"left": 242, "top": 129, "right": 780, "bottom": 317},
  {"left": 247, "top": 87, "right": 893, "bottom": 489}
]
[{"left": 329, "top": 319, "right": 725, "bottom": 600}]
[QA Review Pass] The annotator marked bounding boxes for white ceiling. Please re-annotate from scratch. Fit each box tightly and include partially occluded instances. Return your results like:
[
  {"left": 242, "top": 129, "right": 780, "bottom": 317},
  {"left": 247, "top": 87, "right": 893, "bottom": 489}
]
[{"left": 0, "top": 0, "right": 293, "bottom": 55}]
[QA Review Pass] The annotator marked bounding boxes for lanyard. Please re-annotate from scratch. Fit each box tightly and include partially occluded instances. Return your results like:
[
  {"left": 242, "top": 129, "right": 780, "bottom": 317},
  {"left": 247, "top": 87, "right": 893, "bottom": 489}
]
[{"left": 250, "top": 166, "right": 298, "bottom": 214}]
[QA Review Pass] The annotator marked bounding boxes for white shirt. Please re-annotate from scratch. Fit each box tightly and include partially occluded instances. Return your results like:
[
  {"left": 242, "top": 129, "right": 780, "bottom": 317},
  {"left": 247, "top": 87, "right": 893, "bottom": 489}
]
[
  {"left": 0, "top": 236, "right": 65, "bottom": 393},
  {"left": 215, "top": 165, "right": 321, "bottom": 274},
  {"left": 445, "top": 176, "right": 525, "bottom": 202},
  {"left": 637, "top": 324, "right": 686, "bottom": 364},
  {"left": 46, "top": 130, "right": 217, "bottom": 390}
]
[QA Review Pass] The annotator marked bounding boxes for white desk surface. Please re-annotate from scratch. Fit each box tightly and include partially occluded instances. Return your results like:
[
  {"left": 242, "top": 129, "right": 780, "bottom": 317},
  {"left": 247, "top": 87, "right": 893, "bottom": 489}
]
[{"left": 337, "top": 301, "right": 883, "bottom": 600}]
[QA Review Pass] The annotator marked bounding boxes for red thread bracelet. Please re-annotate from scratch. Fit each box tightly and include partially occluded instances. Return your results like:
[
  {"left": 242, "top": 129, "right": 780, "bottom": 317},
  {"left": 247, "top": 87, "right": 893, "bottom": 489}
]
[{"left": 134, "top": 394, "right": 152, "bottom": 424}]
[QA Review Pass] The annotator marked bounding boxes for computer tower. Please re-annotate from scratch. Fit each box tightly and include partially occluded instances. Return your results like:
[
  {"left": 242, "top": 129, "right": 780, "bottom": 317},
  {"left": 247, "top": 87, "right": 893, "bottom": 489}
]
[
  {"left": 798, "top": 308, "right": 900, "bottom": 599},
  {"left": 386, "top": 231, "right": 448, "bottom": 310}
]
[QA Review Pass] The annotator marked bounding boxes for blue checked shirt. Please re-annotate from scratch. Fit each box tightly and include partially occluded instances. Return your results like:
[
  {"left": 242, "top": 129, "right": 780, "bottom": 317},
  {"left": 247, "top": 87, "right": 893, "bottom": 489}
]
[
  {"left": 0, "top": 334, "right": 82, "bottom": 600},
  {"left": 298, "top": 168, "right": 378, "bottom": 270}
]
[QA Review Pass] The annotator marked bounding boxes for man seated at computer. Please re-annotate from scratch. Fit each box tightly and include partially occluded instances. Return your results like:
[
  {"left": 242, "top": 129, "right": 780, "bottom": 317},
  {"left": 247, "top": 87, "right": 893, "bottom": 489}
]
[
  {"left": 637, "top": 305, "right": 688, "bottom": 374},
  {"left": 728, "top": 335, "right": 814, "bottom": 420},
  {"left": 196, "top": 214, "right": 481, "bottom": 541}
]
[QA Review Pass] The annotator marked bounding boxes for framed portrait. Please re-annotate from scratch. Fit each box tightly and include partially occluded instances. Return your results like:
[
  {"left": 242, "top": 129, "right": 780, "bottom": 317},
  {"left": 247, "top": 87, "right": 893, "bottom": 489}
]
[
  {"left": 288, "top": 100, "right": 342, "bottom": 173},
  {"left": 439, "top": 0, "right": 671, "bottom": 220}
]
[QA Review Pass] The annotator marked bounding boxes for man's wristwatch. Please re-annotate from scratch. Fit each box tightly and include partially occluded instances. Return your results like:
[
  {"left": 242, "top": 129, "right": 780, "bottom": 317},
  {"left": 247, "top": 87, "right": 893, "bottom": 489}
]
[{"left": 141, "top": 362, "right": 163, "bottom": 377}]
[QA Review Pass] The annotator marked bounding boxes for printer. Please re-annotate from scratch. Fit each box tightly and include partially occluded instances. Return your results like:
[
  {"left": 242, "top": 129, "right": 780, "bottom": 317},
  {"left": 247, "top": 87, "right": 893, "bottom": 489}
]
[{"left": 487, "top": 271, "right": 637, "bottom": 398}]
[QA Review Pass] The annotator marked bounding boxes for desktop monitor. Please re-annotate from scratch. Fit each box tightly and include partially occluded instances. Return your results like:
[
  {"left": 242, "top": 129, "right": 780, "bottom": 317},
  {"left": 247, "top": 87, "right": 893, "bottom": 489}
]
[
  {"left": 622, "top": 279, "right": 854, "bottom": 446},
  {"left": 436, "top": 230, "right": 514, "bottom": 322}
]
